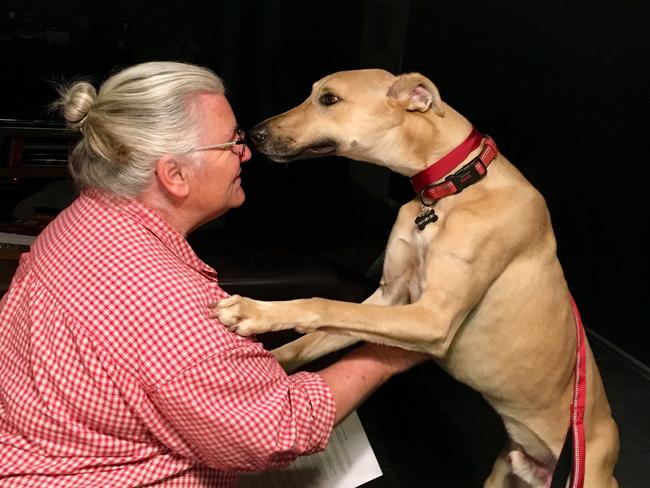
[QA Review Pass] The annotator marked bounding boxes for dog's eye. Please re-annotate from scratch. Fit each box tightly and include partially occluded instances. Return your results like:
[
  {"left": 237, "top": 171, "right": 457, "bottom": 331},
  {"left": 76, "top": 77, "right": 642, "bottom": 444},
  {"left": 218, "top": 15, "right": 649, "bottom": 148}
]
[{"left": 319, "top": 93, "right": 340, "bottom": 106}]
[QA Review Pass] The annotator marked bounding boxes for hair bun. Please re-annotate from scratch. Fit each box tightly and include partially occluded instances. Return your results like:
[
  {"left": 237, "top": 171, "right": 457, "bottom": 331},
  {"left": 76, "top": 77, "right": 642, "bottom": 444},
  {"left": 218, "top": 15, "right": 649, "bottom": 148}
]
[{"left": 60, "top": 81, "right": 97, "bottom": 131}]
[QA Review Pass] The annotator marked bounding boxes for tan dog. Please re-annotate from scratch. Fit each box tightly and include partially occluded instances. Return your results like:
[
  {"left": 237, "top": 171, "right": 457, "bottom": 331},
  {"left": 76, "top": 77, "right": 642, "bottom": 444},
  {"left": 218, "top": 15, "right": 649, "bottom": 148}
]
[{"left": 213, "top": 69, "right": 619, "bottom": 487}]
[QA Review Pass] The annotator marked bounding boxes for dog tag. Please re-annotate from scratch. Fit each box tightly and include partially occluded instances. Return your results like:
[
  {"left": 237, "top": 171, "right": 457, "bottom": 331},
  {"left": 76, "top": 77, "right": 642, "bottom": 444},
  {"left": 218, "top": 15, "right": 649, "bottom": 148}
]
[{"left": 415, "top": 209, "right": 438, "bottom": 230}]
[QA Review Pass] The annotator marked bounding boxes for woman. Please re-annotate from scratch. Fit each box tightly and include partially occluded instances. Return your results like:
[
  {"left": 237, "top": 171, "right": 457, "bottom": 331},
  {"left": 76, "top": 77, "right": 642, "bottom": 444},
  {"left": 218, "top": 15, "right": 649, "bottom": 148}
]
[{"left": 0, "top": 61, "right": 426, "bottom": 487}]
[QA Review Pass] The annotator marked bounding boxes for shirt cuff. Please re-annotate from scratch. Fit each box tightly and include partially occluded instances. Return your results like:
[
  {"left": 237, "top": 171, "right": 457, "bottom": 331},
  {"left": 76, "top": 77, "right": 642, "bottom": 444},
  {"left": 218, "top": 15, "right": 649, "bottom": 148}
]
[{"left": 287, "top": 370, "right": 336, "bottom": 455}]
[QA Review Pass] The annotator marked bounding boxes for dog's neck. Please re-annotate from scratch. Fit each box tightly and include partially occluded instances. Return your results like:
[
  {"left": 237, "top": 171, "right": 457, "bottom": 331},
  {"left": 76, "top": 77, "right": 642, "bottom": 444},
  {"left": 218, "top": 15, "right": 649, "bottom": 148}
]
[
  {"left": 410, "top": 124, "right": 499, "bottom": 230},
  {"left": 411, "top": 128, "right": 484, "bottom": 192},
  {"left": 411, "top": 130, "right": 498, "bottom": 198}
]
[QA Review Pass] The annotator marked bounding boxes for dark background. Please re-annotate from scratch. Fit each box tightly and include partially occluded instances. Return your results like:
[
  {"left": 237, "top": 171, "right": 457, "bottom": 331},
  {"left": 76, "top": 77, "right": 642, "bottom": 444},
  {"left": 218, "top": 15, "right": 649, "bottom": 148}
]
[{"left": 1, "top": 0, "right": 648, "bottom": 366}]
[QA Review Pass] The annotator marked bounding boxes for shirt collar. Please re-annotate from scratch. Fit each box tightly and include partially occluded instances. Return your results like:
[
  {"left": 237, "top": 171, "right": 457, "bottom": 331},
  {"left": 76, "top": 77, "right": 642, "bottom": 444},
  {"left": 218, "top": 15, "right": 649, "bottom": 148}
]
[{"left": 84, "top": 188, "right": 218, "bottom": 279}]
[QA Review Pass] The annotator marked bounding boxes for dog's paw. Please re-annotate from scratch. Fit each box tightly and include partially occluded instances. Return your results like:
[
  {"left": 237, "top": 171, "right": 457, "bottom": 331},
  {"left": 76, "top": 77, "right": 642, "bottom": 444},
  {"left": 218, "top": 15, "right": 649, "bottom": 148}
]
[{"left": 212, "top": 295, "right": 268, "bottom": 336}]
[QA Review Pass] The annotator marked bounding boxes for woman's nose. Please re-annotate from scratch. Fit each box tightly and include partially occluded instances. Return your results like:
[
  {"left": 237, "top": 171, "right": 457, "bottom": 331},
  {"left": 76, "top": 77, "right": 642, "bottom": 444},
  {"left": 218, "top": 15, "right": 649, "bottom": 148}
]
[{"left": 241, "top": 144, "right": 252, "bottom": 162}]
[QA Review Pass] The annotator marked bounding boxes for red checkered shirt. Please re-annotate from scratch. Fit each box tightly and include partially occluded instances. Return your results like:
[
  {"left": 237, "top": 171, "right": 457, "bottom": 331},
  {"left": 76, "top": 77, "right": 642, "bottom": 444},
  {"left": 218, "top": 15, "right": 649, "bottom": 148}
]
[{"left": 0, "top": 189, "right": 335, "bottom": 487}]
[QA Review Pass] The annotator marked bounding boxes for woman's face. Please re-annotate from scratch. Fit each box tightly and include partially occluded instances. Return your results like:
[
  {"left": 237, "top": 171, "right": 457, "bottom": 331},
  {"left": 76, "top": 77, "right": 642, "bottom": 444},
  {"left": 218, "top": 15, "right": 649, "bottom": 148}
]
[{"left": 186, "top": 93, "right": 251, "bottom": 225}]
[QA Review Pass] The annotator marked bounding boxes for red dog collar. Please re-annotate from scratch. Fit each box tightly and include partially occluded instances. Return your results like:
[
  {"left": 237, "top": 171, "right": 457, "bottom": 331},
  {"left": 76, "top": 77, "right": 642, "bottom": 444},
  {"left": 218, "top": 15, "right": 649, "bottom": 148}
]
[{"left": 411, "top": 128, "right": 498, "bottom": 205}]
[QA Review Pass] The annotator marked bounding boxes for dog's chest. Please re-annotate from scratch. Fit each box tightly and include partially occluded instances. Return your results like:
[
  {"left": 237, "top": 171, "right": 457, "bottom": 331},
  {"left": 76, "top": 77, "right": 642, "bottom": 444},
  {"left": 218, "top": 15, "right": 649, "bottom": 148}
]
[
  {"left": 406, "top": 220, "right": 440, "bottom": 301},
  {"left": 383, "top": 200, "right": 443, "bottom": 302},
  {"left": 412, "top": 219, "right": 438, "bottom": 249}
]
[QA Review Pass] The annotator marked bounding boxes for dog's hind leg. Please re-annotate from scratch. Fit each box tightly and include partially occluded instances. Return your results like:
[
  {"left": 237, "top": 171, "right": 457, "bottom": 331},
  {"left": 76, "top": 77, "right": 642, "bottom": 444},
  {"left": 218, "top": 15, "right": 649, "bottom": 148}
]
[
  {"left": 484, "top": 443, "right": 528, "bottom": 488},
  {"left": 507, "top": 448, "right": 552, "bottom": 488},
  {"left": 484, "top": 448, "right": 512, "bottom": 487},
  {"left": 583, "top": 419, "right": 620, "bottom": 488}
]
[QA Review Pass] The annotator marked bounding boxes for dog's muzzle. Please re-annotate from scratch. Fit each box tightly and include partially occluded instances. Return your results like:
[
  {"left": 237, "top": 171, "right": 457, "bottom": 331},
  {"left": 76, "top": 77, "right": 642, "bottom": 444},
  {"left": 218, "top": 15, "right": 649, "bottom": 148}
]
[{"left": 248, "top": 123, "right": 338, "bottom": 162}]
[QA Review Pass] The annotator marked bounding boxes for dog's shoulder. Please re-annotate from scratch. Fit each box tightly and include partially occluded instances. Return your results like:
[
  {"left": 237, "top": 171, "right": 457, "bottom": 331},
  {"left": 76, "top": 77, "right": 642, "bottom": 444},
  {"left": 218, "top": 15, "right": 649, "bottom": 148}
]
[{"left": 437, "top": 172, "right": 552, "bottom": 256}]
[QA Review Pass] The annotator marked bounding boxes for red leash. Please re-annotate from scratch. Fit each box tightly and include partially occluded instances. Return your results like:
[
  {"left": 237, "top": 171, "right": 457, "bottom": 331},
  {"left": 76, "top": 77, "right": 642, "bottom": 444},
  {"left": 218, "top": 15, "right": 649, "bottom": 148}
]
[
  {"left": 551, "top": 299, "right": 587, "bottom": 488},
  {"left": 568, "top": 294, "right": 587, "bottom": 488}
]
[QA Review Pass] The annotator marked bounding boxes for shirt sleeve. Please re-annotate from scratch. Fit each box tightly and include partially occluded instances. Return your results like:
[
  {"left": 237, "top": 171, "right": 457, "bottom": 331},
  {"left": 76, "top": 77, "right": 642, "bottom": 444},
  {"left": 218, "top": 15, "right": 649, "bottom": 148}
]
[{"left": 146, "top": 339, "right": 335, "bottom": 472}]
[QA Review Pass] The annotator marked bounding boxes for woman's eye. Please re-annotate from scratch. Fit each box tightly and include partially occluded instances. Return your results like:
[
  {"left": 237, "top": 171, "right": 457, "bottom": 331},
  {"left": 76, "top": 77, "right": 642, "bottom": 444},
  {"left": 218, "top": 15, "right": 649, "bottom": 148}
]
[{"left": 319, "top": 93, "right": 339, "bottom": 106}]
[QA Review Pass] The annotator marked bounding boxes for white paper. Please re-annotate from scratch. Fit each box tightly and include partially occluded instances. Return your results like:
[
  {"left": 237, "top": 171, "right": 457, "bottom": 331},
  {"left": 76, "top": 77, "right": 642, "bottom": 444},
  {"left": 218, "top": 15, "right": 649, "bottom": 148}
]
[{"left": 238, "top": 410, "right": 382, "bottom": 488}]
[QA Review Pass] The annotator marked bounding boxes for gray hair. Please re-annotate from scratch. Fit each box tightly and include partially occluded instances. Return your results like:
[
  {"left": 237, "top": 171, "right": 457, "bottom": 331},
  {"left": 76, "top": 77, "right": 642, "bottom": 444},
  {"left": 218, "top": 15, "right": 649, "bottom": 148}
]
[{"left": 53, "top": 61, "right": 225, "bottom": 197}]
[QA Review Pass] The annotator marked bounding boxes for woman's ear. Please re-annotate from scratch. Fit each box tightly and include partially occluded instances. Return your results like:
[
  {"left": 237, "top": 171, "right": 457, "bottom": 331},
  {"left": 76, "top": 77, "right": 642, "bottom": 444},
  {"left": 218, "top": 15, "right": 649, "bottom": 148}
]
[{"left": 154, "top": 155, "right": 190, "bottom": 198}]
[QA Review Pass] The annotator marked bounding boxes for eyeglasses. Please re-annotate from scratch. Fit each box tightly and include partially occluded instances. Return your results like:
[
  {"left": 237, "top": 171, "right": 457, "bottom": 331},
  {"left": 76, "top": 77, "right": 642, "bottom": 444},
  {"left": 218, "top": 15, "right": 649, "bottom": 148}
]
[{"left": 185, "top": 129, "right": 246, "bottom": 158}]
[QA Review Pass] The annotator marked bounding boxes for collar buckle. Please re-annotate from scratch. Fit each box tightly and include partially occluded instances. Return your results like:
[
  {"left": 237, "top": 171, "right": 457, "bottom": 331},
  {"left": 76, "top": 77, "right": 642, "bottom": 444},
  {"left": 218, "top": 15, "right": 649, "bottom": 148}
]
[{"left": 445, "top": 157, "right": 486, "bottom": 194}]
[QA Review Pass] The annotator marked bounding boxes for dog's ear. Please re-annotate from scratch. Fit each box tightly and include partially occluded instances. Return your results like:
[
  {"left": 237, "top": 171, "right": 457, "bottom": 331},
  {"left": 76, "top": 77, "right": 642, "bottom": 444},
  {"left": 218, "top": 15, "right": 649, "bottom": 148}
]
[{"left": 387, "top": 73, "right": 445, "bottom": 116}]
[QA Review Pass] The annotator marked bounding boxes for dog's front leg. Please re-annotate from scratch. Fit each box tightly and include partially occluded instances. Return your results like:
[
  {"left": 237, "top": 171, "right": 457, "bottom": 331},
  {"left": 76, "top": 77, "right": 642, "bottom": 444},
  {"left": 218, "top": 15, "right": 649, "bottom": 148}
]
[
  {"left": 214, "top": 232, "right": 420, "bottom": 341},
  {"left": 214, "top": 250, "right": 414, "bottom": 339},
  {"left": 272, "top": 333, "right": 358, "bottom": 372},
  {"left": 213, "top": 295, "right": 324, "bottom": 336},
  {"left": 271, "top": 286, "right": 398, "bottom": 371},
  {"left": 214, "top": 285, "right": 391, "bottom": 337},
  {"left": 216, "top": 295, "right": 449, "bottom": 355}
]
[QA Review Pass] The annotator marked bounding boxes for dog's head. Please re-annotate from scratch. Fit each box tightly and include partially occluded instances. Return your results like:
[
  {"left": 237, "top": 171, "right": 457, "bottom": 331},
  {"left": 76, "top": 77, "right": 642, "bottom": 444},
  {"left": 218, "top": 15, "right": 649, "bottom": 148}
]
[{"left": 249, "top": 69, "right": 450, "bottom": 176}]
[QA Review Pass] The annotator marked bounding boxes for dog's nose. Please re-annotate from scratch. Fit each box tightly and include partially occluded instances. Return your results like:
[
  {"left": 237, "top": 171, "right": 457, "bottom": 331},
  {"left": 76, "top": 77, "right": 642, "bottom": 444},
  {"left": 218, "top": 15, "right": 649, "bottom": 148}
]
[{"left": 249, "top": 125, "right": 268, "bottom": 144}]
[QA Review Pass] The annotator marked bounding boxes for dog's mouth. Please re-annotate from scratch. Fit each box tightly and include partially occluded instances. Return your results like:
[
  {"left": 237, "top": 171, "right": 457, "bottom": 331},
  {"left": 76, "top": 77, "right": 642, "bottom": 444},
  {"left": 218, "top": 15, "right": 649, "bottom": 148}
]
[
  {"left": 304, "top": 140, "right": 337, "bottom": 156},
  {"left": 259, "top": 139, "right": 338, "bottom": 162}
]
